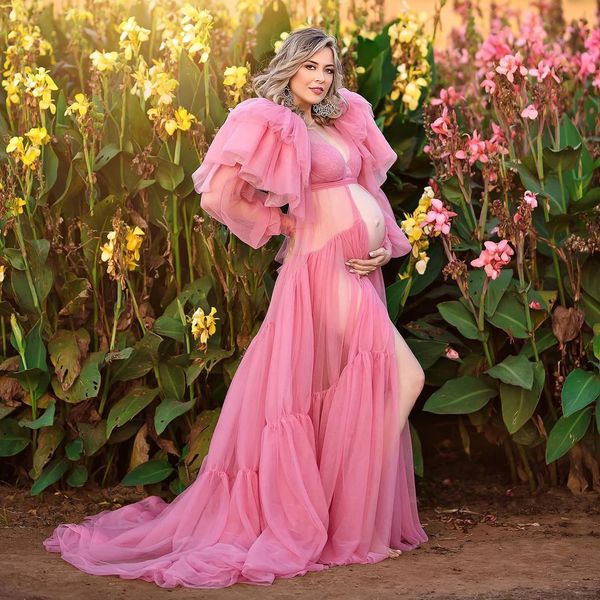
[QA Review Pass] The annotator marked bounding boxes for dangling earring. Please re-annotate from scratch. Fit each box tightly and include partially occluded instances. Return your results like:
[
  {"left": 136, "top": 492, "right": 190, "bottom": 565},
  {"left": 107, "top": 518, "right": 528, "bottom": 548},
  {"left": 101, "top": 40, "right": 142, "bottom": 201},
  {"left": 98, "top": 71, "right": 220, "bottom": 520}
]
[
  {"left": 312, "top": 95, "right": 336, "bottom": 118},
  {"left": 282, "top": 85, "right": 295, "bottom": 109}
]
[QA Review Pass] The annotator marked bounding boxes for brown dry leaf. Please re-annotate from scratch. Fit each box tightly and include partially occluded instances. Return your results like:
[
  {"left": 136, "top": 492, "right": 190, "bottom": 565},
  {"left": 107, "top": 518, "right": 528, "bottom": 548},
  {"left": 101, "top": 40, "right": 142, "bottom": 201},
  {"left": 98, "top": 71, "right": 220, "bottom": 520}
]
[
  {"left": 0, "top": 375, "right": 24, "bottom": 406},
  {"left": 155, "top": 438, "right": 180, "bottom": 458},
  {"left": 128, "top": 424, "right": 150, "bottom": 472},
  {"left": 551, "top": 306, "right": 585, "bottom": 346}
]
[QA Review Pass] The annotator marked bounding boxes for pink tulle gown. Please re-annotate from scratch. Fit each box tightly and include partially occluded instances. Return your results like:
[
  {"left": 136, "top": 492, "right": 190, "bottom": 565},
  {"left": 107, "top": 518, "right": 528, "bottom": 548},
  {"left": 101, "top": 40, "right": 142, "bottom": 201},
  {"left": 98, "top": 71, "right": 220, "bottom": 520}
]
[{"left": 43, "top": 87, "right": 429, "bottom": 588}]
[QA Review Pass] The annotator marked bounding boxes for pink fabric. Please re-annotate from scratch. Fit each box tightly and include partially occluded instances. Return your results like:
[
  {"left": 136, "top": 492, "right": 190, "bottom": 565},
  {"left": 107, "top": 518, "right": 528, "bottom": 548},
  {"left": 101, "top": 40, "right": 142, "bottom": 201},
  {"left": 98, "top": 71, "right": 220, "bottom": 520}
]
[{"left": 43, "top": 88, "right": 427, "bottom": 589}]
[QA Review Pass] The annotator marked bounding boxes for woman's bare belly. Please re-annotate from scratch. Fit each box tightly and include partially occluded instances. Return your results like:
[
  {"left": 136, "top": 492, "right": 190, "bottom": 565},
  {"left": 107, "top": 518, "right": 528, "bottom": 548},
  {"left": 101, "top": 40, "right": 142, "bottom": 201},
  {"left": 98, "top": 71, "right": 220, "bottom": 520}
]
[{"left": 347, "top": 183, "right": 386, "bottom": 252}]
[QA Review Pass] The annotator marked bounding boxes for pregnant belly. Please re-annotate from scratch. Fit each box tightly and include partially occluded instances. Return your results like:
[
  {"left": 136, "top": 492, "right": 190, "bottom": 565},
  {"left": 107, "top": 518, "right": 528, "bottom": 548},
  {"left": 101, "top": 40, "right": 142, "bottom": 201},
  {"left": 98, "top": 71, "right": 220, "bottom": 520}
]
[{"left": 347, "top": 184, "right": 386, "bottom": 251}]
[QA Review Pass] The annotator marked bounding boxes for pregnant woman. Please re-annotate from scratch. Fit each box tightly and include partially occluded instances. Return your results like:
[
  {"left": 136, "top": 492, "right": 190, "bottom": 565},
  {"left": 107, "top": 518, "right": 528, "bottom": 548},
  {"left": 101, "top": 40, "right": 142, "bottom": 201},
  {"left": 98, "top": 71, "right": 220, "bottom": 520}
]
[{"left": 43, "top": 26, "right": 428, "bottom": 588}]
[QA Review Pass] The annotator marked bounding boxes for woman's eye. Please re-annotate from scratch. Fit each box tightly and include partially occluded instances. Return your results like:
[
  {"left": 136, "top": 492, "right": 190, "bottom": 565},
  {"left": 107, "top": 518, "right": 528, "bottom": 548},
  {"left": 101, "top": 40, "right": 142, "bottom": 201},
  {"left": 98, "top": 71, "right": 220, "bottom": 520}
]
[{"left": 306, "top": 65, "right": 334, "bottom": 75}]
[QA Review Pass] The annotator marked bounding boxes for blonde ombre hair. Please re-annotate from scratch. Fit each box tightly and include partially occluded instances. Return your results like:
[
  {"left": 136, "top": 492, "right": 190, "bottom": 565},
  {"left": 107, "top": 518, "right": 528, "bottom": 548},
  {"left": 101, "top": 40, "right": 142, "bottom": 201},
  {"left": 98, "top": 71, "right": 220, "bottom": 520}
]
[{"left": 251, "top": 27, "right": 346, "bottom": 126}]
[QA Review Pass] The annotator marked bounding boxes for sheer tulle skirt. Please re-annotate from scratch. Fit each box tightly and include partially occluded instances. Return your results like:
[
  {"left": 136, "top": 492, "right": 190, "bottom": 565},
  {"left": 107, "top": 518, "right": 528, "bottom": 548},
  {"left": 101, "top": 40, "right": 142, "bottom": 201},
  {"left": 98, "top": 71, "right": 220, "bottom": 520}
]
[{"left": 43, "top": 184, "right": 428, "bottom": 589}]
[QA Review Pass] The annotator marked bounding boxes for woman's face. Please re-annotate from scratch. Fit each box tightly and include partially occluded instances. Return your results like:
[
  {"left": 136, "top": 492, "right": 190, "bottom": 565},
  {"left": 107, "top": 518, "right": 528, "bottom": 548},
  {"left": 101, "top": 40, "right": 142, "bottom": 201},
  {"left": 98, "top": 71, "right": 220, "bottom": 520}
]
[{"left": 288, "top": 46, "right": 335, "bottom": 112}]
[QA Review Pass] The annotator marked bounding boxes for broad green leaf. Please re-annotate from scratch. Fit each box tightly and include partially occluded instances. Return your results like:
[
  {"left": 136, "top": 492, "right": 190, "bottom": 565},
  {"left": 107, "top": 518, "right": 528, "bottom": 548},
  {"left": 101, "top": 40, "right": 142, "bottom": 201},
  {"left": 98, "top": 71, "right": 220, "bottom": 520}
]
[
  {"left": 0, "top": 418, "right": 30, "bottom": 456},
  {"left": 121, "top": 459, "right": 174, "bottom": 486},
  {"left": 153, "top": 315, "right": 186, "bottom": 343},
  {"left": 423, "top": 376, "right": 497, "bottom": 414},
  {"left": 487, "top": 293, "right": 529, "bottom": 339},
  {"left": 405, "top": 339, "right": 448, "bottom": 370},
  {"left": 468, "top": 269, "right": 512, "bottom": 317},
  {"left": 561, "top": 369, "right": 600, "bottom": 417},
  {"left": 545, "top": 407, "right": 593, "bottom": 463},
  {"left": 499, "top": 361, "right": 545, "bottom": 434},
  {"left": 30, "top": 456, "right": 69, "bottom": 496},
  {"left": 154, "top": 398, "right": 196, "bottom": 435},
  {"left": 77, "top": 420, "right": 108, "bottom": 457},
  {"left": 19, "top": 398, "right": 55, "bottom": 429},
  {"left": 51, "top": 351, "right": 105, "bottom": 403},
  {"left": 438, "top": 301, "right": 480, "bottom": 340},
  {"left": 158, "top": 362, "right": 186, "bottom": 401},
  {"left": 65, "top": 437, "right": 83, "bottom": 461},
  {"left": 66, "top": 464, "right": 88, "bottom": 488},
  {"left": 486, "top": 354, "right": 536, "bottom": 389},
  {"left": 106, "top": 386, "right": 159, "bottom": 437},
  {"left": 185, "top": 408, "right": 221, "bottom": 472}
]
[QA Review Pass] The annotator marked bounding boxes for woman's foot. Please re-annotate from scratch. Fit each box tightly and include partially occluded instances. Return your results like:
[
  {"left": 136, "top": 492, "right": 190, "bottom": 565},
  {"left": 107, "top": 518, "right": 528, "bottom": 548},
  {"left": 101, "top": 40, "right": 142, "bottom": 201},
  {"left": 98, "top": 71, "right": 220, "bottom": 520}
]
[{"left": 387, "top": 547, "right": 402, "bottom": 559}]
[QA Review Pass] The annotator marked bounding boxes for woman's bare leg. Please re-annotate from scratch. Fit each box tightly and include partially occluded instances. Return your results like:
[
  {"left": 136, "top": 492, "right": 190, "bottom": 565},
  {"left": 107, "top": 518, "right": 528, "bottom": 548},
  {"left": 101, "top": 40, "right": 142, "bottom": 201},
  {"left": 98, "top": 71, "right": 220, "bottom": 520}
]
[{"left": 388, "top": 326, "right": 425, "bottom": 558}]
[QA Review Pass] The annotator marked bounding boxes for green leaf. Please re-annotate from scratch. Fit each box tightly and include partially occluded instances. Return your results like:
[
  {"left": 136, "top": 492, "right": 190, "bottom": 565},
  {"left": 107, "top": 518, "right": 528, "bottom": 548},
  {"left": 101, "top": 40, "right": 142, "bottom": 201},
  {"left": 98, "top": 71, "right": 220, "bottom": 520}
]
[
  {"left": 409, "top": 421, "right": 424, "bottom": 478},
  {"left": 19, "top": 398, "right": 55, "bottom": 429},
  {"left": 423, "top": 376, "right": 497, "bottom": 414},
  {"left": 66, "top": 464, "right": 88, "bottom": 488},
  {"left": 3, "top": 248, "right": 26, "bottom": 270},
  {"left": 155, "top": 158, "right": 184, "bottom": 192},
  {"left": 405, "top": 339, "right": 448, "bottom": 370},
  {"left": 51, "top": 351, "right": 105, "bottom": 403},
  {"left": 468, "top": 269, "right": 512, "bottom": 316},
  {"left": 154, "top": 398, "right": 196, "bottom": 435},
  {"left": 486, "top": 354, "right": 535, "bottom": 389},
  {"left": 0, "top": 418, "right": 30, "bottom": 456},
  {"left": 77, "top": 420, "right": 107, "bottom": 456},
  {"left": 499, "top": 361, "right": 545, "bottom": 434},
  {"left": 158, "top": 362, "right": 186, "bottom": 401},
  {"left": 94, "top": 144, "right": 120, "bottom": 171},
  {"left": 111, "top": 332, "right": 162, "bottom": 382},
  {"left": 545, "top": 407, "right": 593, "bottom": 463},
  {"left": 65, "top": 437, "right": 83, "bottom": 461},
  {"left": 542, "top": 143, "right": 582, "bottom": 172},
  {"left": 561, "top": 369, "right": 600, "bottom": 417},
  {"left": 487, "top": 293, "right": 530, "bottom": 339},
  {"left": 438, "top": 301, "right": 481, "bottom": 340},
  {"left": 106, "top": 386, "right": 159, "bottom": 437},
  {"left": 153, "top": 315, "right": 186, "bottom": 343},
  {"left": 24, "top": 319, "right": 48, "bottom": 372},
  {"left": 30, "top": 456, "right": 69, "bottom": 496},
  {"left": 121, "top": 459, "right": 174, "bottom": 486}
]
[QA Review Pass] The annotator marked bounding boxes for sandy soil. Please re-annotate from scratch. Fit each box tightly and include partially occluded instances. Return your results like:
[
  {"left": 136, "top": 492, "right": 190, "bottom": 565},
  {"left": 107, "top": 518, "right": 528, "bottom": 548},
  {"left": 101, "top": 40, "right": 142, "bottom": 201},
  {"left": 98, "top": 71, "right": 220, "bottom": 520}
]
[{"left": 1, "top": 454, "right": 599, "bottom": 600}]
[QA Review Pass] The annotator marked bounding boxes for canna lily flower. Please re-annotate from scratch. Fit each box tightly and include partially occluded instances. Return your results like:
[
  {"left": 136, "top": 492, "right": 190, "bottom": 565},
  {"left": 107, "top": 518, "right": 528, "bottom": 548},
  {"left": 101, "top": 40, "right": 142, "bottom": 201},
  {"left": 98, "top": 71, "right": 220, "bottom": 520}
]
[
  {"left": 430, "top": 105, "right": 453, "bottom": 137},
  {"left": 445, "top": 346, "right": 460, "bottom": 360},
  {"left": 90, "top": 50, "right": 120, "bottom": 72},
  {"left": 529, "top": 300, "right": 542, "bottom": 310},
  {"left": 521, "top": 104, "right": 538, "bottom": 120},
  {"left": 190, "top": 306, "right": 219, "bottom": 345},
  {"left": 470, "top": 240, "right": 514, "bottom": 280},
  {"left": 419, "top": 198, "right": 457, "bottom": 236},
  {"left": 65, "top": 93, "right": 91, "bottom": 119},
  {"left": 495, "top": 52, "right": 528, "bottom": 83},
  {"left": 25, "top": 126, "right": 51, "bottom": 146},
  {"left": 524, "top": 190, "right": 538, "bottom": 208}
]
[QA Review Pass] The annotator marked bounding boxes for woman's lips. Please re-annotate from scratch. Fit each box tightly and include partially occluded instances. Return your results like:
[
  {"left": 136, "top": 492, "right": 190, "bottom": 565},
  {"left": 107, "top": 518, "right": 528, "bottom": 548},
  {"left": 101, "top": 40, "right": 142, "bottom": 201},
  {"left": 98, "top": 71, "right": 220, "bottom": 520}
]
[{"left": 309, "top": 87, "right": 324, "bottom": 94}]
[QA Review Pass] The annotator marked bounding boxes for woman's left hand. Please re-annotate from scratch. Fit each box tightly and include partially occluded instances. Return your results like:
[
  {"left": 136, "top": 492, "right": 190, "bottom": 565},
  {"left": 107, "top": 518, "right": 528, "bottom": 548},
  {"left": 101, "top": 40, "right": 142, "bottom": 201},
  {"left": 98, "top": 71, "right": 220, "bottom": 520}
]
[{"left": 345, "top": 246, "right": 392, "bottom": 276}]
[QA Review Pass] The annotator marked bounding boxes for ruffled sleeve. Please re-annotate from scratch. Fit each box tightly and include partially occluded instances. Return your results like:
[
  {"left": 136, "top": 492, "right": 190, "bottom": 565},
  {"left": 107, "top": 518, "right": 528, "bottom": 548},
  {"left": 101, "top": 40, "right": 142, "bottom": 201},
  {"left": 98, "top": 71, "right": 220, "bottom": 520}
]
[
  {"left": 192, "top": 97, "right": 310, "bottom": 250},
  {"left": 337, "top": 88, "right": 412, "bottom": 259}
]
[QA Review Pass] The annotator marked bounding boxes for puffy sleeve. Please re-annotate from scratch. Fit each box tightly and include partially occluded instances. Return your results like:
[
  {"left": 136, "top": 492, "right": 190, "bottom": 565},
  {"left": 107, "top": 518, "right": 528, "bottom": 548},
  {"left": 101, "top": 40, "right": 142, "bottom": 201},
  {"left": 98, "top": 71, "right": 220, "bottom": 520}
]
[
  {"left": 192, "top": 97, "right": 310, "bottom": 250},
  {"left": 338, "top": 88, "right": 412, "bottom": 259}
]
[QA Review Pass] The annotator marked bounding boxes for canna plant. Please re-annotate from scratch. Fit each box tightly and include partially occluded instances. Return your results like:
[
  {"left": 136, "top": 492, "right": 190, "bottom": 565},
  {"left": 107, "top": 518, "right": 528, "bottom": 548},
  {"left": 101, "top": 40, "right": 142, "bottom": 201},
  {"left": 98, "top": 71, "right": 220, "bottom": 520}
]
[
  {"left": 391, "top": 1, "right": 600, "bottom": 492},
  {"left": 0, "top": 0, "right": 437, "bottom": 495}
]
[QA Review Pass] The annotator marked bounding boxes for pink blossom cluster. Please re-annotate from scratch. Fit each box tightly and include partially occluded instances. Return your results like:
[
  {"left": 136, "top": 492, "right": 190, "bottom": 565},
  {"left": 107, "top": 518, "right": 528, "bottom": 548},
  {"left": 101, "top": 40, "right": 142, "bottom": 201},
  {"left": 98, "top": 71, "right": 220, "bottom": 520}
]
[
  {"left": 470, "top": 239, "right": 514, "bottom": 280},
  {"left": 454, "top": 127, "right": 509, "bottom": 166},
  {"left": 577, "top": 28, "right": 600, "bottom": 90},
  {"left": 419, "top": 198, "right": 458, "bottom": 235}
]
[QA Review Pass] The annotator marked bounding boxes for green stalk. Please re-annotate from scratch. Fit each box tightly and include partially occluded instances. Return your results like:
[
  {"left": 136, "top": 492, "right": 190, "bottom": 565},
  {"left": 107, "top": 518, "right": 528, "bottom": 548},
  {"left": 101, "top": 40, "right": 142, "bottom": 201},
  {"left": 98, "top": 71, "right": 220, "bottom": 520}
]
[
  {"left": 109, "top": 281, "right": 123, "bottom": 351},
  {"left": 172, "top": 130, "right": 182, "bottom": 292},
  {"left": 14, "top": 219, "right": 42, "bottom": 318},
  {"left": 516, "top": 238, "right": 539, "bottom": 361},
  {"left": 126, "top": 277, "right": 147, "bottom": 335},
  {"left": 400, "top": 260, "right": 415, "bottom": 307},
  {"left": 119, "top": 74, "right": 128, "bottom": 189},
  {"left": 182, "top": 202, "right": 194, "bottom": 285}
]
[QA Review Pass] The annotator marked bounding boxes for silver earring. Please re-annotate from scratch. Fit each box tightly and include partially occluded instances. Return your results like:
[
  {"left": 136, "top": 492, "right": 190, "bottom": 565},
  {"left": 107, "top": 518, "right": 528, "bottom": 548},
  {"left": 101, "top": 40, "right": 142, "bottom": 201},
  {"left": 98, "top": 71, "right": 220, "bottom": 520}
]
[
  {"left": 282, "top": 85, "right": 295, "bottom": 109},
  {"left": 312, "top": 96, "right": 336, "bottom": 118}
]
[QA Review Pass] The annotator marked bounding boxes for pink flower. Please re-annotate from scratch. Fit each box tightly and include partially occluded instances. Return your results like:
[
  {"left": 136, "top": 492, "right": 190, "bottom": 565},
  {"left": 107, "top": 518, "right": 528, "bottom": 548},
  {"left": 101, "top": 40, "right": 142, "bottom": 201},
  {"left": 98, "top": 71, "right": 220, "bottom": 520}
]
[
  {"left": 430, "top": 86, "right": 463, "bottom": 107},
  {"left": 419, "top": 198, "right": 458, "bottom": 235},
  {"left": 481, "top": 71, "right": 497, "bottom": 94},
  {"left": 529, "top": 300, "right": 541, "bottom": 310},
  {"left": 521, "top": 104, "right": 538, "bottom": 120},
  {"left": 470, "top": 239, "right": 514, "bottom": 280},
  {"left": 445, "top": 347, "right": 460, "bottom": 360},
  {"left": 524, "top": 190, "right": 538, "bottom": 208},
  {"left": 495, "top": 52, "right": 528, "bottom": 83},
  {"left": 513, "top": 212, "right": 521, "bottom": 224},
  {"left": 431, "top": 106, "right": 453, "bottom": 137}
]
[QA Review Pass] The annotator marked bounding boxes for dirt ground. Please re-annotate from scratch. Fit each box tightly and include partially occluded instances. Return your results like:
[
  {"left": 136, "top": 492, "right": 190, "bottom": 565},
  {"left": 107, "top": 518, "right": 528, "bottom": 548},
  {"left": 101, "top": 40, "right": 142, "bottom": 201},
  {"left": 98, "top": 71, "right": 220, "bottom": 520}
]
[{"left": 1, "top": 444, "right": 600, "bottom": 600}]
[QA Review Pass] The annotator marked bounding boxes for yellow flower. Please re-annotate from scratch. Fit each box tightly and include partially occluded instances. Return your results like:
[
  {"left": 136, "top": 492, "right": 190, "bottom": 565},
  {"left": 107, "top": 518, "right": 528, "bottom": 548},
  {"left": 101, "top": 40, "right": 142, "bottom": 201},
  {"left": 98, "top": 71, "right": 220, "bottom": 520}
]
[
  {"left": 65, "top": 93, "right": 91, "bottom": 119},
  {"left": 401, "top": 215, "right": 424, "bottom": 244},
  {"left": 125, "top": 225, "right": 144, "bottom": 261},
  {"left": 25, "top": 126, "right": 51, "bottom": 146},
  {"left": 174, "top": 107, "right": 195, "bottom": 131},
  {"left": 100, "top": 231, "right": 116, "bottom": 262},
  {"left": 6, "top": 136, "right": 25, "bottom": 155},
  {"left": 117, "top": 17, "right": 151, "bottom": 61},
  {"left": 223, "top": 66, "right": 248, "bottom": 89},
  {"left": 24, "top": 67, "right": 58, "bottom": 115},
  {"left": 5, "top": 196, "right": 27, "bottom": 217},
  {"left": 1, "top": 72, "right": 24, "bottom": 107},
  {"left": 90, "top": 50, "right": 120, "bottom": 72},
  {"left": 415, "top": 251, "right": 430, "bottom": 275},
  {"left": 190, "top": 306, "right": 219, "bottom": 345},
  {"left": 0, "top": 265, "right": 5, "bottom": 283},
  {"left": 273, "top": 31, "right": 289, "bottom": 53}
]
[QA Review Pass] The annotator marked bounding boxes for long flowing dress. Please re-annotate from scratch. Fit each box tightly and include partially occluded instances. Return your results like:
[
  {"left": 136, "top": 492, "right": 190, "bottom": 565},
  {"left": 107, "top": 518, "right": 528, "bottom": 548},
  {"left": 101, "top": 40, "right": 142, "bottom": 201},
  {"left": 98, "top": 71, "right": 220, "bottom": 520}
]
[{"left": 42, "top": 87, "right": 429, "bottom": 588}]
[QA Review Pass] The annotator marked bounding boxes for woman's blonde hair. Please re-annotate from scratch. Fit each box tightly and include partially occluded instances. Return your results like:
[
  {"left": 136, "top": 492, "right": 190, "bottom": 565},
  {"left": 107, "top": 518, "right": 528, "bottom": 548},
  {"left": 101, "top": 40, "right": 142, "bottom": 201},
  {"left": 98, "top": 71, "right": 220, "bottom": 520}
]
[{"left": 251, "top": 27, "right": 346, "bottom": 126}]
